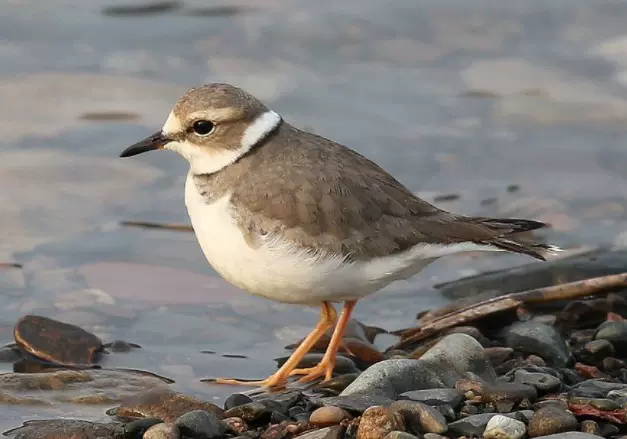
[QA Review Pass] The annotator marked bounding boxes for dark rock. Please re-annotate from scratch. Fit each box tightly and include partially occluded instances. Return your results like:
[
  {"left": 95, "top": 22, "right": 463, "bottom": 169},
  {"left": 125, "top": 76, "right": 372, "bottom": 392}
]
[
  {"left": 105, "top": 340, "right": 140, "bottom": 353},
  {"left": 398, "top": 389, "right": 464, "bottom": 407},
  {"left": 279, "top": 353, "right": 359, "bottom": 374},
  {"left": 568, "top": 396, "right": 619, "bottom": 410},
  {"left": 342, "top": 334, "right": 495, "bottom": 398},
  {"left": 528, "top": 406, "right": 578, "bottom": 437},
  {"left": 484, "top": 414, "right": 527, "bottom": 439},
  {"left": 224, "top": 402, "right": 271, "bottom": 423},
  {"left": 598, "top": 422, "right": 619, "bottom": 437},
  {"left": 261, "top": 421, "right": 308, "bottom": 439},
  {"left": 295, "top": 426, "right": 342, "bottom": 439},
  {"left": 270, "top": 411, "right": 290, "bottom": 424},
  {"left": 224, "top": 393, "right": 253, "bottom": 410},
  {"left": 0, "top": 345, "right": 23, "bottom": 363},
  {"left": 309, "top": 406, "right": 351, "bottom": 426},
  {"left": 503, "top": 322, "right": 570, "bottom": 368},
  {"left": 124, "top": 418, "right": 163, "bottom": 436},
  {"left": 485, "top": 347, "right": 514, "bottom": 367},
  {"left": 314, "top": 392, "right": 395, "bottom": 414},
  {"left": 568, "top": 379, "right": 627, "bottom": 398},
  {"left": 390, "top": 400, "right": 447, "bottom": 434},
  {"left": 357, "top": 406, "right": 405, "bottom": 439},
  {"left": 510, "top": 369, "right": 562, "bottom": 392},
  {"left": 3, "top": 419, "right": 124, "bottom": 439},
  {"left": 111, "top": 387, "right": 224, "bottom": 422},
  {"left": 561, "top": 369, "right": 584, "bottom": 386},
  {"left": 582, "top": 340, "right": 614, "bottom": 361},
  {"left": 448, "top": 413, "right": 528, "bottom": 437},
  {"left": 312, "top": 373, "right": 360, "bottom": 394},
  {"left": 525, "top": 434, "right": 602, "bottom": 439},
  {"left": 143, "top": 422, "right": 180, "bottom": 439},
  {"left": 533, "top": 399, "right": 569, "bottom": 411},
  {"left": 595, "top": 321, "right": 627, "bottom": 349},
  {"left": 174, "top": 410, "right": 230, "bottom": 439},
  {"left": 423, "top": 435, "right": 448, "bottom": 439},
  {"left": 455, "top": 379, "right": 537, "bottom": 406}
]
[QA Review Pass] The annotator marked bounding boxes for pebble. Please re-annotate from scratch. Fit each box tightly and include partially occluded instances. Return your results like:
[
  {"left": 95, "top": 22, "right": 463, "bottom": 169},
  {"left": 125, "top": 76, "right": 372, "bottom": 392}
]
[
  {"left": 223, "top": 417, "right": 248, "bottom": 433},
  {"left": 399, "top": 388, "right": 464, "bottom": 407},
  {"left": 485, "top": 347, "right": 514, "bottom": 366},
  {"left": 483, "top": 414, "right": 527, "bottom": 439},
  {"left": 503, "top": 322, "right": 570, "bottom": 368},
  {"left": 568, "top": 379, "right": 627, "bottom": 398},
  {"left": 309, "top": 406, "right": 351, "bottom": 426},
  {"left": 579, "top": 420, "right": 600, "bottom": 436},
  {"left": 423, "top": 435, "right": 448, "bottom": 439},
  {"left": 582, "top": 339, "right": 614, "bottom": 360},
  {"left": 533, "top": 400, "right": 569, "bottom": 411},
  {"left": 295, "top": 426, "right": 342, "bottom": 439},
  {"left": 174, "top": 410, "right": 230, "bottom": 439},
  {"left": 526, "top": 434, "right": 603, "bottom": 439},
  {"left": 527, "top": 407, "right": 578, "bottom": 438},
  {"left": 594, "top": 321, "right": 627, "bottom": 348},
  {"left": 342, "top": 334, "right": 495, "bottom": 398},
  {"left": 511, "top": 369, "right": 562, "bottom": 392},
  {"left": 569, "top": 396, "right": 619, "bottom": 410},
  {"left": 315, "top": 392, "right": 395, "bottom": 413},
  {"left": 224, "top": 393, "right": 253, "bottom": 410},
  {"left": 456, "top": 379, "right": 537, "bottom": 406},
  {"left": 357, "top": 406, "right": 405, "bottom": 439},
  {"left": 391, "top": 400, "right": 448, "bottom": 434},
  {"left": 224, "top": 401, "right": 271, "bottom": 423},
  {"left": 143, "top": 423, "right": 180, "bottom": 439},
  {"left": 384, "top": 432, "right": 419, "bottom": 439}
]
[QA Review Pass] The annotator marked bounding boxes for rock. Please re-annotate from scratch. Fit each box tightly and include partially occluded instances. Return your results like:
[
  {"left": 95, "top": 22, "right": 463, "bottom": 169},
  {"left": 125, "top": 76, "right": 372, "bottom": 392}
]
[
  {"left": 594, "top": 321, "right": 627, "bottom": 348},
  {"left": 384, "top": 432, "right": 418, "bottom": 439},
  {"left": 423, "top": 435, "right": 448, "bottom": 439},
  {"left": 260, "top": 421, "right": 308, "bottom": 439},
  {"left": 2, "top": 419, "right": 125, "bottom": 439},
  {"left": 223, "top": 402, "right": 271, "bottom": 423},
  {"left": 582, "top": 340, "right": 614, "bottom": 361},
  {"left": 455, "top": 379, "right": 537, "bottom": 406},
  {"left": 110, "top": 388, "right": 224, "bottom": 422},
  {"left": 143, "top": 423, "right": 180, "bottom": 439},
  {"left": 174, "top": 410, "right": 229, "bottom": 439},
  {"left": 568, "top": 397, "right": 619, "bottom": 411},
  {"left": 223, "top": 393, "right": 253, "bottom": 410},
  {"left": 579, "top": 420, "right": 600, "bottom": 436},
  {"left": 295, "top": 426, "right": 342, "bottom": 439},
  {"left": 223, "top": 417, "right": 248, "bottom": 434},
  {"left": 528, "top": 406, "right": 578, "bottom": 438},
  {"left": 483, "top": 414, "right": 526, "bottom": 439},
  {"left": 342, "top": 334, "right": 495, "bottom": 398},
  {"left": 124, "top": 418, "right": 163, "bottom": 437},
  {"left": 391, "top": 400, "right": 447, "bottom": 434},
  {"left": 448, "top": 413, "right": 529, "bottom": 437},
  {"left": 503, "top": 322, "right": 570, "bottom": 368},
  {"left": 533, "top": 400, "right": 570, "bottom": 411},
  {"left": 398, "top": 389, "right": 464, "bottom": 407},
  {"left": 314, "top": 392, "right": 395, "bottom": 413},
  {"left": 510, "top": 369, "right": 562, "bottom": 392},
  {"left": 279, "top": 353, "right": 359, "bottom": 374},
  {"left": 524, "top": 434, "right": 602, "bottom": 439},
  {"left": 568, "top": 379, "right": 627, "bottom": 398},
  {"left": 357, "top": 406, "right": 405, "bottom": 439},
  {"left": 485, "top": 347, "right": 514, "bottom": 367},
  {"left": 309, "top": 406, "right": 351, "bottom": 426}
]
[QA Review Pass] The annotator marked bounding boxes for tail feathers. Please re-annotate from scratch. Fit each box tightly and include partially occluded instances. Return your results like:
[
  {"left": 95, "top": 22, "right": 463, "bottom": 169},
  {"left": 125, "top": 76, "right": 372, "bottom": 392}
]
[{"left": 472, "top": 217, "right": 562, "bottom": 261}]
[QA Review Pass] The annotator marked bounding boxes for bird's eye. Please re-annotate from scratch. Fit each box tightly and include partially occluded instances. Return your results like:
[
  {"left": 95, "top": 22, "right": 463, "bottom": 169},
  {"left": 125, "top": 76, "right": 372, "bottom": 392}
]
[{"left": 192, "top": 120, "right": 214, "bottom": 136}]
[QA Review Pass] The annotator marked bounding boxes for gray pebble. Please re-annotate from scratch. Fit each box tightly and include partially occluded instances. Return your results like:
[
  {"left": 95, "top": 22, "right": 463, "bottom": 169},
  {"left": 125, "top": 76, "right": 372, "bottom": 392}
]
[
  {"left": 175, "top": 410, "right": 229, "bottom": 439},
  {"left": 384, "top": 432, "right": 419, "bottom": 439},
  {"left": 526, "top": 434, "right": 603, "bottom": 439},
  {"left": 569, "top": 396, "right": 619, "bottom": 411},
  {"left": 143, "top": 423, "right": 180, "bottom": 439},
  {"left": 448, "top": 413, "right": 527, "bottom": 437},
  {"left": 511, "top": 369, "right": 562, "bottom": 392},
  {"left": 399, "top": 389, "right": 464, "bottom": 408},
  {"left": 342, "top": 334, "right": 495, "bottom": 398},
  {"left": 424, "top": 435, "right": 448, "bottom": 439},
  {"left": 594, "top": 321, "right": 627, "bottom": 348},
  {"left": 484, "top": 414, "right": 527, "bottom": 439},
  {"left": 569, "top": 379, "right": 627, "bottom": 398},
  {"left": 313, "top": 392, "right": 395, "bottom": 413},
  {"left": 503, "top": 322, "right": 570, "bottom": 368},
  {"left": 295, "top": 426, "right": 342, "bottom": 439}
]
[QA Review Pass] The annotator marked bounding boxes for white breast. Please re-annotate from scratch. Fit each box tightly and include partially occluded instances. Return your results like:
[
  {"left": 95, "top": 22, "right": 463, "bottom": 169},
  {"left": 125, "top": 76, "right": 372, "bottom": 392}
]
[{"left": 184, "top": 172, "right": 502, "bottom": 305}]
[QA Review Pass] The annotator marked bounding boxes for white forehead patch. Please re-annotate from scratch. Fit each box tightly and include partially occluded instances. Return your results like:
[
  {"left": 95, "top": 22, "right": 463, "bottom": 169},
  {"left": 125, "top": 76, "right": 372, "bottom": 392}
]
[
  {"left": 162, "top": 111, "right": 182, "bottom": 136},
  {"left": 241, "top": 111, "right": 282, "bottom": 149}
]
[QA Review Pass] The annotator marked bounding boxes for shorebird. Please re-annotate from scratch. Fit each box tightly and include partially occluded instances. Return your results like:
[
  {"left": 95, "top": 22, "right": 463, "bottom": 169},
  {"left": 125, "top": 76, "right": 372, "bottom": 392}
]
[{"left": 120, "top": 83, "right": 559, "bottom": 388}]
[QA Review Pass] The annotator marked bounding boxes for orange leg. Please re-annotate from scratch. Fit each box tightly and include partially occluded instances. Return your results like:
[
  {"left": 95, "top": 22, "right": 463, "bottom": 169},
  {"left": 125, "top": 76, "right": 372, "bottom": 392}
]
[
  {"left": 213, "top": 302, "right": 337, "bottom": 388},
  {"left": 289, "top": 300, "right": 357, "bottom": 383}
]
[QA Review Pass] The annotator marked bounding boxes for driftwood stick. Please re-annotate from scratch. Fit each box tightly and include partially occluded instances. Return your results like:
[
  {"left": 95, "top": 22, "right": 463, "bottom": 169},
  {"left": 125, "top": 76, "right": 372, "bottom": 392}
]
[
  {"left": 120, "top": 220, "right": 194, "bottom": 232},
  {"left": 389, "top": 272, "right": 627, "bottom": 351}
]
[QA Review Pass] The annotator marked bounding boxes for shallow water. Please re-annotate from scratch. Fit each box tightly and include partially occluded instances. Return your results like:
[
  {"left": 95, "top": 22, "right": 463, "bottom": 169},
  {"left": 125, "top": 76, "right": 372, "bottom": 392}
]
[{"left": 2, "top": 0, "right": 627, "bottom": 430}]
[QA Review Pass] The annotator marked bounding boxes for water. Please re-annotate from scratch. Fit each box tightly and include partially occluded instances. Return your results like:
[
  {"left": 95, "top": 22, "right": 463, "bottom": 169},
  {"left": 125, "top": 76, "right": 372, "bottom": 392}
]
[{"left": 1, "top": 0, "right": 627, "bottom": 430}]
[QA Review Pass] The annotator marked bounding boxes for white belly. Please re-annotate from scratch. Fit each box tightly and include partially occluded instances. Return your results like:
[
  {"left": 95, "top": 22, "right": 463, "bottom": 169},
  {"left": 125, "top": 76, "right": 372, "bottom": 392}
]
[{"left": 184, "top": 173, "right": 500, "bottom": 304}]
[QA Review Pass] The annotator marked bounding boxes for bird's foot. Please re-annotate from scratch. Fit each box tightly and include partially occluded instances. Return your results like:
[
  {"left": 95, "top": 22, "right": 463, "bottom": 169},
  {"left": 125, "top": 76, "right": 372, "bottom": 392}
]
[
  {"left": 289, "top": 359, "right": 335, "bottom": 383},
  {"left": 211, "top": 373, "right": 289, "bottom": 389}
]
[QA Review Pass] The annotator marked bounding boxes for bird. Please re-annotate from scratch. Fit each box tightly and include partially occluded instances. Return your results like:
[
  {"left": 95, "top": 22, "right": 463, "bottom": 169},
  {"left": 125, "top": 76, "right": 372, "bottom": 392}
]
[{"left": 120, "top": 83, "right": 560, "bottom": 388}]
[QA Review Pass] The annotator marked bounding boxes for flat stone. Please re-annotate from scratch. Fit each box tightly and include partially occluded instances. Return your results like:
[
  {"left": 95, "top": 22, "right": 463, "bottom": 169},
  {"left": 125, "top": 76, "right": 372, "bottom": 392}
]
[
  {"left": 224, "top": 402, "right": 271, "bottom": 423},
  {"left": 568, "top": 379, "right": 627, "bottom": 398},
  {"left": 511, "top": 369, "right": 562, "bottom": 392},
  {"left": 594, "top": 321, "right": 627, "bottom": 348},
  {"left": 309, "top": 406, "right": 351, "bottom": 426},
  {"left": 391, "top": 400, "right": 447, "bottom": 434},
  {"left": 528, "top": 406, "right": 578, "bottom": 438},
  {"left": 313, "top": 392, "right": 395, "bottom": 414},
  {"left": 399, "top": 389, "right": 464, "bottom": 407},
  {"left": 526, "top": 434, "right": 603, "bottom": 439},
  {"left": 484, "top": 414, "right": 527, "bottom": 439},
  {"left": 295, "top": 426, "right": 342, "bottom": 439},
  {"left": 568, "top": 397, "right": 619, "bottom": 411},
  {"left": 223, "top": 393, "right": 253, "bottom": 410},
  {"left": 174, "top": 410, "right": 229, "bottom": 439},
  {"left": 503, "top": 322, "right": 570, "bottom": 368},
  {"left": 2, "top": 419, "right": 125, "bottom": 439},
  {"left": 357, "top": 406, "right": 405, "bottom": 439},
  {"left": 448, "top": 413, "right": 530, "bottom": 437},
  {"left": 342, "top": 334, "right": 495, "bottom": 398}
]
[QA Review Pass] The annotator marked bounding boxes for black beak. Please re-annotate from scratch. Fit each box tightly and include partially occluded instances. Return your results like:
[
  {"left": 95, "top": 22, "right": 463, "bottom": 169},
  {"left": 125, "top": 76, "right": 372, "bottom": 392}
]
[{"left": 120, "top": 131, "right": 168, "bottom": 158}]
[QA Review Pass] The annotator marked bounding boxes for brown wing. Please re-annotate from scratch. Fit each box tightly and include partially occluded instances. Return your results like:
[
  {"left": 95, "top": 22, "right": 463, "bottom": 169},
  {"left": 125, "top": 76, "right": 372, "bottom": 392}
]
[{"left": 231, "top": 125, "right": 550, "bottom": 261}]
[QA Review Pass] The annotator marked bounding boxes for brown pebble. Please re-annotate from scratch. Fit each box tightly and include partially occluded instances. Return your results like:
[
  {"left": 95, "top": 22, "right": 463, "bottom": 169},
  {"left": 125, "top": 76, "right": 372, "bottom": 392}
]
[
  {"left": 527, "top": 355, "right": 546, "bottom": 367},
  {"left": 310, "top": 406, "right": 351, "bottom": 426},
  {"left": 357, "top": 406, "right": 405, "bottom": 439},
  {"left": 143, "top": 423, "right": 180, "bottom": 439},
  {"left": 580, "top": 420, "right": 600, "bottom": 435},
  {"left": 528, "top": 406, "right": 578, "bottom": 438},
  {"left": 484, "top": 347, "right": 514, "bottom": 366}
]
